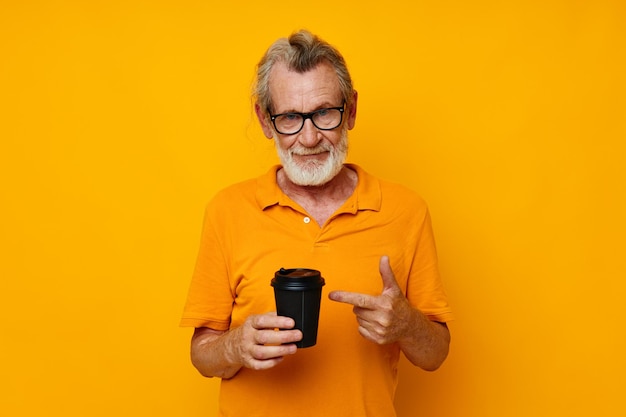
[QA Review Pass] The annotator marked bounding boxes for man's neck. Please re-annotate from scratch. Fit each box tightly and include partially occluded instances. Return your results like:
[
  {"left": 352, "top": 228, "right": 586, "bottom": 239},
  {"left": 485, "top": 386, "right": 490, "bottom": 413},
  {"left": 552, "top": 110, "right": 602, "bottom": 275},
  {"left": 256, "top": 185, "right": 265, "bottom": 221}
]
[{"left": 277, "top": 165, "right": 358, "bottom": 226}]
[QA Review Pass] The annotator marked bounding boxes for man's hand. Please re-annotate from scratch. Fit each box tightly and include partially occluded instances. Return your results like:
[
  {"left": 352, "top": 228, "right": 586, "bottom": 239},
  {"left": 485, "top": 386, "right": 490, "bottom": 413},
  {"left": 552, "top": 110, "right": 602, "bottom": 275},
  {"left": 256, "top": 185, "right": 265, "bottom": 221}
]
[
  {"left": 191, "top": 312, "right": 302, "bottom": 379},
  {"left": 231, "top": 312, "right": 302, "bottom": 369},
  {"left": 328, "top": 255, "right": 413, "bottom": 345},
  {"left": 329, "top": 255, "right": 450, "bottom": 370}
]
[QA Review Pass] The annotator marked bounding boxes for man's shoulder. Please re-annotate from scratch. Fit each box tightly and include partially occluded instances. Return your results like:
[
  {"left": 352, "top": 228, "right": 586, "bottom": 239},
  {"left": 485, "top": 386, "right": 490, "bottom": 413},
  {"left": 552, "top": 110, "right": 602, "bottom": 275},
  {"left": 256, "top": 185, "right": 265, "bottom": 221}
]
[
  {"left": 352, "top": 164, "right": 428, "bottom": 209},
  {"left": 379, "top": 181, "right": 429, "bottom": 220},
  {"left": 379, "top": 177, "right": 426, "bottom": 201},
  {"left": 214, "top": 176, "right": 259, "bottom": 197},
  {"left": 206, "top": 167, "right": 278, "bottom": 210}
]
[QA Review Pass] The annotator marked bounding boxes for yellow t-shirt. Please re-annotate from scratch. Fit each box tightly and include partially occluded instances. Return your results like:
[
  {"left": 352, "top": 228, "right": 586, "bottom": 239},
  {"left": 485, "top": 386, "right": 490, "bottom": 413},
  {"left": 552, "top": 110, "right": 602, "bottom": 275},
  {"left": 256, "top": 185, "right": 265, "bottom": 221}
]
[{"left": 181, "top": 164, "right": 453, "bottom": 417}]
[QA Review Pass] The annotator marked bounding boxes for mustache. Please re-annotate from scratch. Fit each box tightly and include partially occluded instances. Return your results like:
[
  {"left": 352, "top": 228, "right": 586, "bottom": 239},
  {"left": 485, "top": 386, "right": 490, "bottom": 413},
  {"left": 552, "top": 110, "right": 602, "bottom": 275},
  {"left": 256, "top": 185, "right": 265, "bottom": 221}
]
[{"left": 289, "top": 143, "right": 333, "bottom": 156}]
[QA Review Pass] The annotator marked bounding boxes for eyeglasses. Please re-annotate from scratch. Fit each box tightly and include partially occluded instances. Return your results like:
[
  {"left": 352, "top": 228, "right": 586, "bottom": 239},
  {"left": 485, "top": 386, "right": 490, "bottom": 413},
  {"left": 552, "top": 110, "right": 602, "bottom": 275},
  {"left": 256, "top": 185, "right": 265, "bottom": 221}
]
[{"left": 269, "top": 103, "right": 345, "bottom": 135}]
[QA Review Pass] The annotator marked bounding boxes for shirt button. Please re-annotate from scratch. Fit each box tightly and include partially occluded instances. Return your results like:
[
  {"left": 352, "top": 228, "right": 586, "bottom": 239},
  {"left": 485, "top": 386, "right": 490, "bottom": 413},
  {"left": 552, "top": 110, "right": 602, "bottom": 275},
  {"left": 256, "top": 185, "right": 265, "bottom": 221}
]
[{"left": 303, "top": 217, "right": 311, "bottom": 224}]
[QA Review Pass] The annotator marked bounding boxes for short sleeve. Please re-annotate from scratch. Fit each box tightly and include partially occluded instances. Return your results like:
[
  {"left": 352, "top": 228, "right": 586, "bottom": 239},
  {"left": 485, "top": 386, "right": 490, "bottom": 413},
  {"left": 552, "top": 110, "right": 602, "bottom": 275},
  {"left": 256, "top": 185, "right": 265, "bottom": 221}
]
[{"left": 180, "top": 202, "right": 235, "bottom": 330}]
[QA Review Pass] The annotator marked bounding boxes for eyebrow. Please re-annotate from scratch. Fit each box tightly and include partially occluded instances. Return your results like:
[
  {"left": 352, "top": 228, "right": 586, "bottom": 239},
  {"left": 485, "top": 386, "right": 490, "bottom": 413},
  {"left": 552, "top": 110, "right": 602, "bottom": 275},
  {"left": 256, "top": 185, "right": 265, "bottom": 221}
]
[{"left": 272, "top": 102, "right": 342, "bottom": 115}]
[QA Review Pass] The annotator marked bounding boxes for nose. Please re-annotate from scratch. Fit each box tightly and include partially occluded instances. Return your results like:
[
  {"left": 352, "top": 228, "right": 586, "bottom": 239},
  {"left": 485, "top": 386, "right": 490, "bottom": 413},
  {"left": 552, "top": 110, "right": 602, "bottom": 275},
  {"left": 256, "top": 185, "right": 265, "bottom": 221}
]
[{"left": 297, "top": 118, "right": 321, "bottom": 147}]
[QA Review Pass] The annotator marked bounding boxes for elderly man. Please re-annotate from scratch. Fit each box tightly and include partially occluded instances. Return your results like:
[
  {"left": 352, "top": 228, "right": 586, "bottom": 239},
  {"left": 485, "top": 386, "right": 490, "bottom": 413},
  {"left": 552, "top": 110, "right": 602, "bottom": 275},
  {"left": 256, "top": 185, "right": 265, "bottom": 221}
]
[{"left": 181, "top": 30, "right": 453, "bottom": 417}]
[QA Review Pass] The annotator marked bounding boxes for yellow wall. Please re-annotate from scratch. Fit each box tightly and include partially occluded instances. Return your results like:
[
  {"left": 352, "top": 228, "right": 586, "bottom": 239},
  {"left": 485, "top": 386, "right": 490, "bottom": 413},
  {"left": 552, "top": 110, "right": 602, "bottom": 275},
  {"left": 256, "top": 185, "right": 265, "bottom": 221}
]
[{"left": 1, "top": 1, "right": 624, "bottom": 416}]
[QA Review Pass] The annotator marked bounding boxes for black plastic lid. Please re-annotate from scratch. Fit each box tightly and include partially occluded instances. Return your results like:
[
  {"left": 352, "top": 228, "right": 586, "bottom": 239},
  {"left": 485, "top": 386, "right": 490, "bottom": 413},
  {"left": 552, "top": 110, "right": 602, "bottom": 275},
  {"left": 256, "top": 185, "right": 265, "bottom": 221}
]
[{"left": 271, "top": 268, "right": 325, "bottom": 290}]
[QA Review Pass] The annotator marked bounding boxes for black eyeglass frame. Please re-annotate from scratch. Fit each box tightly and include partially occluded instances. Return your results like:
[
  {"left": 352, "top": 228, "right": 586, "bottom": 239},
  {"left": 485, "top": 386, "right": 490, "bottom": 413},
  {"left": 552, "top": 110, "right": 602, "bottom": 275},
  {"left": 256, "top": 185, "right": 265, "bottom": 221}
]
[{"left": 268, "top": 103, "right": 345, "bottom": 135}]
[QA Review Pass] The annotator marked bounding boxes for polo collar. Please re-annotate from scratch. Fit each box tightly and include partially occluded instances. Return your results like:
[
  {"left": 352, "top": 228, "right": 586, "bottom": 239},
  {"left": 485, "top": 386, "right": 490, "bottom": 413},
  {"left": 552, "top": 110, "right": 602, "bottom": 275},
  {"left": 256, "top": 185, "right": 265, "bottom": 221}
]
[{"left": 255, "top": 164, "right": 382, "bottom": 212}]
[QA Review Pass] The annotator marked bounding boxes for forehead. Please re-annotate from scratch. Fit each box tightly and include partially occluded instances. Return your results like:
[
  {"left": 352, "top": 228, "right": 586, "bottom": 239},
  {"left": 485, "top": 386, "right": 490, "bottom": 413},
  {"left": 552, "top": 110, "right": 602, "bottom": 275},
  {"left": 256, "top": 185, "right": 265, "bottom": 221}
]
[{"left": 268, "top": 61, "right": 342, "bottom": 112}]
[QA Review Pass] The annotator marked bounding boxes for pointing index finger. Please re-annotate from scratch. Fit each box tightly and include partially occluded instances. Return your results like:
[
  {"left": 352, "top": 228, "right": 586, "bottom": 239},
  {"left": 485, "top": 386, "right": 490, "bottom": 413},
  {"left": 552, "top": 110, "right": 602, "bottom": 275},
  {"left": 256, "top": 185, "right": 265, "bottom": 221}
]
[{"left": 329, "top": 290, "right": 375, "bottom": 309}]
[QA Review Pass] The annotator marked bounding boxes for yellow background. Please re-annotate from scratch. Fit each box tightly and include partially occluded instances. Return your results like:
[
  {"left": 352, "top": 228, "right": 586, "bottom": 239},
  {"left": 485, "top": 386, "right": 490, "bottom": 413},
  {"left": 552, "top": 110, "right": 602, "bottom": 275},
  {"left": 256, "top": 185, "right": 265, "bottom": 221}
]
[{"left": 1, "top": 1, "right": 624, "bottom": 416}]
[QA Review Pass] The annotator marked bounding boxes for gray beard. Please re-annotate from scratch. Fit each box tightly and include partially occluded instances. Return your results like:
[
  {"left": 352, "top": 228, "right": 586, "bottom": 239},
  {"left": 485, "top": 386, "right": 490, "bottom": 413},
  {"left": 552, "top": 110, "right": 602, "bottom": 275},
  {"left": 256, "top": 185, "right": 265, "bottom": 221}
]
[{"left": 275, "top": 131, "right": 349, "bottom": 186}]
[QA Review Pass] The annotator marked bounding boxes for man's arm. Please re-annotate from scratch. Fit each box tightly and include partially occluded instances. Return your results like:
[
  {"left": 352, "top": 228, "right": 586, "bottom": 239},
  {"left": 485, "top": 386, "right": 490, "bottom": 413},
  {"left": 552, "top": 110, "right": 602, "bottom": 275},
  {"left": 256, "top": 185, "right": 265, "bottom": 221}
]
[
  {"left": 190, "top": 313, "right": 303, "bottom": 379},
  {"left": 396, "top": 313, "right": 450, "bottom": 371},
  {"left": 328, "top": 256, "right": 451, "bottom": 371}
]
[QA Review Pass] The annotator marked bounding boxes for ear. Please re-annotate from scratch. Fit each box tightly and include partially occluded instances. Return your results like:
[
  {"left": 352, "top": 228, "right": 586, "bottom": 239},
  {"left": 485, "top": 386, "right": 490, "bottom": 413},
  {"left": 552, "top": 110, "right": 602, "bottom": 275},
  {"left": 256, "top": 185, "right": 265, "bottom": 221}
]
[
  {"left": 255, "top": 103, "right": 274, "bottom": 139},
  {"left": 346, "top": 90, "right": 358, "bottom": 130}
]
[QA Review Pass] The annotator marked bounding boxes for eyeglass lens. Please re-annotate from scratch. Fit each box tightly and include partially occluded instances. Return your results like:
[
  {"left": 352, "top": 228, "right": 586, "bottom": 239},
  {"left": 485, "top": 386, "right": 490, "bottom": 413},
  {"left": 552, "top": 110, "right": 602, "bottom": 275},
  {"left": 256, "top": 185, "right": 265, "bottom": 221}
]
[{"left": 274, "top": 108, "right": 343, "bottom": 134}]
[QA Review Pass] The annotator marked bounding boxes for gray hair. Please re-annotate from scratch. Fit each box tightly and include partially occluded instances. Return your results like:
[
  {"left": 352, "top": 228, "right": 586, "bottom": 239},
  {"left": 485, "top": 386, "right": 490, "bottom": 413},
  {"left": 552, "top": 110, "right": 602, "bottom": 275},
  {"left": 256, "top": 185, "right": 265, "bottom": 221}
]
[{"left": 254, "top": 30, "right": 354, "bottom": 114}]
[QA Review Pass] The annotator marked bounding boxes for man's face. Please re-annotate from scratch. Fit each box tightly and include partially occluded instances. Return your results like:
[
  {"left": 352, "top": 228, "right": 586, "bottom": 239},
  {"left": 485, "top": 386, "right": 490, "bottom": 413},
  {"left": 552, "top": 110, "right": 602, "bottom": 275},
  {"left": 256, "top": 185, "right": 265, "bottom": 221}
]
[{"left": 256, "top": 61, "right": 357, "bottom": 186}]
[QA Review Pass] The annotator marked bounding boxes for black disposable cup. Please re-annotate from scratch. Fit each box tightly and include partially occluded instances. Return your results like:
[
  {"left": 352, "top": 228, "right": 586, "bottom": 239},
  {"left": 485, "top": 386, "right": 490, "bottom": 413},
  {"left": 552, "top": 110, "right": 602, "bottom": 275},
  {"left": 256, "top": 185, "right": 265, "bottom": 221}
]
[{"left": 271, "top": 268, "right": 325, "bottom": 348}]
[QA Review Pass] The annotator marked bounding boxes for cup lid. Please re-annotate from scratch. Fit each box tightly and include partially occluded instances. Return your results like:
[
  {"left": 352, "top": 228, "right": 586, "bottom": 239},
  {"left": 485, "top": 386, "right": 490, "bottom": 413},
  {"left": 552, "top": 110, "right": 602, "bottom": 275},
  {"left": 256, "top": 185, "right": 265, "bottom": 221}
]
[{"left": 271, "top": 268, "right": 325, "bottom": 290}]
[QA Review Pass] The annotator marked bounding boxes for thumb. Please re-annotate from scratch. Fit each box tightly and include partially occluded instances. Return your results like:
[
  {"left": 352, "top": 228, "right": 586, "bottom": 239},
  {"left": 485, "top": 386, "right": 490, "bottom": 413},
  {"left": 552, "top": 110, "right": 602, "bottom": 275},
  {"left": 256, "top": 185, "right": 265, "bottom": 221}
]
[{"left": 379, "top": 255, "right": 401, "bottom": 294}]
